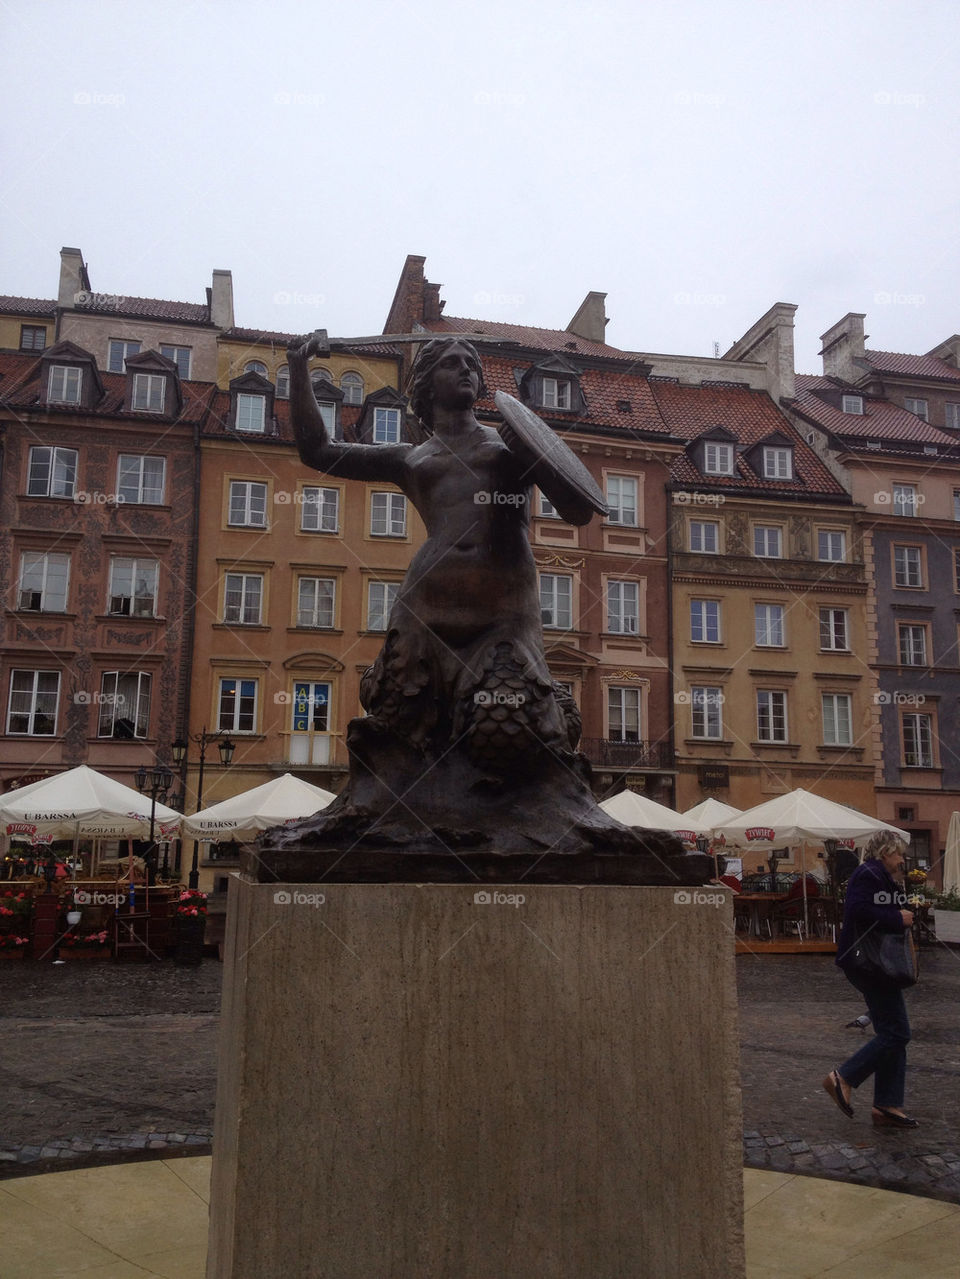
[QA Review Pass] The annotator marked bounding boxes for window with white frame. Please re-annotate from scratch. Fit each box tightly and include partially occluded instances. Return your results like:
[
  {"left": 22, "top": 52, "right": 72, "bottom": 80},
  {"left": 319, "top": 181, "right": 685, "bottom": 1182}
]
[
  {"left": 893, "top": 545, "right": 923, "bottom": 588},
  {"left": 902, "top": 712, "right": 934, "bottom": 768},
  {"left": 703, "top": 442, "right": 734, "bottom": 475},
  {"left": 841, "top": 395, "right": 863, "bottom": 415},
  {"left": 689, "top": 519, "right": 719, "bottom": 553},
  {"left": 946, "top": 403, "right": 960, "bottom": 430},
  {"left": 300, "top": 486, "right": 339, "bottom": 533},
  {"left": 541, "top": 377, "right": 571, "bottom": 410},
  {"left": 753, "top": 525, "right": 782, "bottom": 558},
  {"left": 108, "top": 557, "right": 159, "bottom": 617},
  {"left": 159, "top": 345, "right": 191, "bottom": 379},
  {"left": 818, "top": 607, "right": 849, "bottom": 651},
  {"left": 340, "top": 372, "right": 364, "bottom": 404},
  {"left": 297, "top": 577, "right": 335, "bottom": 628},
  {"left": 539, "top": 574, "right": 573, "bottom": 629},
  {"left": 27, "top": 446, "right": 77, "bottom": 498},
  {"left": 892, "top": 483, "right": 919, "bottom": 517},
  {"left": 218, "top": 677, "right": 257, "bottom": 733},
  {"left": 131, "top": 372, "right": 165, "bottom": 413},
  {"left": 117, "top": 454, "right": 165, "bottom": 504},
  {"left": 904, "top": 397, "right": 928, "bottom": 421},
  {"left": 691, "top": 685, "right": 723, "bottom": 739},
  {"left": 606, "top": 475, "right": 638, "bottom": 526},
  {"left": 818, "top": 529, "right": 846, "bottom": 562},
  {"left": 236, "top": 393, "right": 266, "bottom": 433},
  {"left": 228, "top": 481, "right": 268, "bottom": 527},
  {"left": 690, "top": 598, "right": 720, "bottom": 643},
  {"left": 108, "top": 339, "right": 141, "bottom": 373},
  {"left": 223, "top": 573, "right": 263, "bottom": 625},
  {"left": 754, "top": 603, "right": 785, "bottom": 647},
  {"left": 368, "top": 581, "right": 400, "bottom": 631},
  {"left": 898, "top": 623, "right": 927, "bottom": 666},
  {"left": 762, "top": 446, "right": 793, "bottom": 479},
  {"left": 373, "top": 407, "right": 402, "bottom": 444},
  {"left": 244, "top": 361, "right": 268, "bottom": 377},
  {"left": 47, "top": 365, "right": 82, "bottom": 404},
  {"left": 756, "top": 690, "right": 788, "bottom": 742},
  {"left": 607, "top": 580, "right": 639, "bottom": 634},
  {"left": 538, "top": 491, "right": 559, "bottom": 518},
  {"left": 822, "top": 693, "right": 852, "bottom": 746},
  {"left": 608, "top": 686, "right": 641, "bottom": 742},
  {"left": 370, "top": 492, "right": 407, "bottom": 537},
  {"left": 17, "top": 552, "right": 70, "bottom": 612},
  {"left": 275, "top": 365, "right": 290, "bottom": 399},
  {"left": 7, "top": 669, "right": 60, "bottom": 735},
  {"left": 97, "top": 671, "right": 151, "bottom": 739}
]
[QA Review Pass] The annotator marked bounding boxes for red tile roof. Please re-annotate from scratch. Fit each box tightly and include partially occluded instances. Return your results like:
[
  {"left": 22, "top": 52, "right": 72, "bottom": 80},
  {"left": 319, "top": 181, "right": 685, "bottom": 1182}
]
[
  {"left": 75, "top": 294, "right": 211, "bottom": 323},
  {"left": 0, "top": 296, "right": 57, "bottom": 317},
  {"left": 793, "top": 376, "right": 958, "bottom": 446},
  {"left": 863, "top": 349, "right": 960, "bottom": 384},
  {"left": 223, "top": 328, "right": 402, "bottom": 359},
  {"left": 424, "top": 315, "right": 633, "bottom": 361}
]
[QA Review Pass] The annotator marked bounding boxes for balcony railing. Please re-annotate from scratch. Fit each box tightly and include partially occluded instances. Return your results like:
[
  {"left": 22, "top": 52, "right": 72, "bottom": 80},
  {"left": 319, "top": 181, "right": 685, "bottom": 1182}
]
[{"left": 580, "top": 738, "right": 673, "bottom": 770}]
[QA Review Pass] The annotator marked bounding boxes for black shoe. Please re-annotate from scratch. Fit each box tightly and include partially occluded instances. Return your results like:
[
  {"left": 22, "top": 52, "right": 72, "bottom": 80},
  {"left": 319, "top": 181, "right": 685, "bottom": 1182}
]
[
  {"left": 822, "top": 1070, "right": 854, "bottom": 1118},
  {"left": 872, "top": 1107, "right": 919, "bottom": 1128}
]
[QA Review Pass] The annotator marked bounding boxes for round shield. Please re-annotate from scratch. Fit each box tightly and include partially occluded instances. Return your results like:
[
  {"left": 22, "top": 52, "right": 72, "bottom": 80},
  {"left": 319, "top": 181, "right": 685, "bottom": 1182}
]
[{"left": 494, "top": 391, "right": 607, "bottom": 516}]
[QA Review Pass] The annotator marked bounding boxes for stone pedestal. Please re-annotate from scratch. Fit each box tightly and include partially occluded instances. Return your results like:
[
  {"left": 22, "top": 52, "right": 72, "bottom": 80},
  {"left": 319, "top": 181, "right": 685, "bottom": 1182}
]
[{"left": 207, "top": 878, "right": 744, "bottom": 1278}]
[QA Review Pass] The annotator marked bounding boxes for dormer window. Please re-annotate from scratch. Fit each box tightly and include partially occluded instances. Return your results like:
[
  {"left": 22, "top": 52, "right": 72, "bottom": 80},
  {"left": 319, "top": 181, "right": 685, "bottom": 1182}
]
[
  {"left": 47, "top": 365, "right": 82, "bottom": 404},
  {"left": 518, "top": 358, "right": 585, "bottom": 416},
  {"left": 542, "top": 377, "right": 572, "bottom": 410},
  {"left": 703, "top": 442, "right": 734, "bottom": 475},
  {"left": 762, "top": 446, "right": 793, "bottom": 480},
  {"left": 131, "top": 373, "right": 166, "bottom": 413},
  {"left": 236, "top": 393, "right": 266, "bottom": 433},
  {"left": 39, "top": 341, "right": 103, "bottom": 411},
  {"left": 122, "top": 351, "right": 180, "bottom": 420},
  {"left": 841, "top": 395, "right": 863, "bottom": 415},
  {"left": 905, "top": 397, "right": 928, "bottom": 421},
  {"left": 228, "top": 368, "right": 275, "bottom": 435},
  {"left": 108, "top": 339, "right": 141, "bottom": 373},
  {"left": 374, "top": 407, "right": 401, "bottom": 443}
]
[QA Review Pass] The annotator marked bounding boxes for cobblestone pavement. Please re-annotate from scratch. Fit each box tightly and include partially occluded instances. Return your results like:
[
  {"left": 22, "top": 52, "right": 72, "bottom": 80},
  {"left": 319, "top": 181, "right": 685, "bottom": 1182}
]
[{"left": 1, "top": 948, "right": 957, "bottom": 1200}]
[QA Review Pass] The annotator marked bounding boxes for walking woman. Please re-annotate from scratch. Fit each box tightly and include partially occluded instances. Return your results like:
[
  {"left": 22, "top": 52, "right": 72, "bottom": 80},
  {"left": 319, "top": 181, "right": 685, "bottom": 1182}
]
[{"left": 823, "top": 833, "right": 918, "bottom": 1128}]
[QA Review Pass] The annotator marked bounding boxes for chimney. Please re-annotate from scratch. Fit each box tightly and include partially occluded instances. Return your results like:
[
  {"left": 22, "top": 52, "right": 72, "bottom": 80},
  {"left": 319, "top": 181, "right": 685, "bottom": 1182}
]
[
  {"left": 819, "top": 313, "right": 866, "bottom": 383},
  {"left": 423, "top": 280, "right": 444, "bottom": 323},
  {"left": 210, "top": 269, "right": 234, "bottom": 329},
  {"left": 58, "top": 246, "right": 91, "bottom": 307},
  {"left": 384, "top": 255, "right": 431, "bottom": 334},
  {"left": 567, "top": 292, "right": 608, "bottom": 345},
  {"left": 723, "top": 302, "right": 798, "bottom": 401},
  {"left": 927, "top": 335, "right": 960, "bottom": 369}
]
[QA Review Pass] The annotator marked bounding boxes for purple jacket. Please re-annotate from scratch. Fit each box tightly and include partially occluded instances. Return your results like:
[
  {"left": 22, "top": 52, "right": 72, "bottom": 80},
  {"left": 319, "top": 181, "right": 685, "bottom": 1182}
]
[{"left": 836, "top": 858, "right": 907, "bottom": 969}]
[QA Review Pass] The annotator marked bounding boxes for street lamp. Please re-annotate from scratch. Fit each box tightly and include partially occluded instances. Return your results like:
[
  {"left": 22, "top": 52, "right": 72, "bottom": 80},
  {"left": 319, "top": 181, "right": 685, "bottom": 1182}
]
[
  {"left": 173, "top": 730, "right": 236, "bottom": 890},
  {"left": 135, "top": 762, "right": 173, "bottom": 881}
]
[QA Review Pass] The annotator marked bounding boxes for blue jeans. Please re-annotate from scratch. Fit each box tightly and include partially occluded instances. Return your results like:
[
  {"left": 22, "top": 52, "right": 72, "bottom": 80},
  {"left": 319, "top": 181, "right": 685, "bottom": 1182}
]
[{"left": 838, "top": 967, "right": 911, "bottom": 1108}]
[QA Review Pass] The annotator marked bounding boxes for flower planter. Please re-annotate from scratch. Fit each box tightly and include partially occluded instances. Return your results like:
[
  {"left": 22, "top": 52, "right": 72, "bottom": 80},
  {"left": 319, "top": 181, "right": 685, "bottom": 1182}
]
[
  {"left": 0, "top": 949, "right": 25, "bottom": 960},
  {"left": 174, "top": 916, "right": 206, "bottom": 966},
  {"left": 60, "top": 946, "right": 111, "bottom": 961},
  {"left": 933, "top": 910, "right": 960, "bottom": 944}
]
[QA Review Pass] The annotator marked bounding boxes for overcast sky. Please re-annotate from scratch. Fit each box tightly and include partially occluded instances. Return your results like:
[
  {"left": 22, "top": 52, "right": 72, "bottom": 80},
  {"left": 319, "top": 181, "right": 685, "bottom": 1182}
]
[{"left": 2, "top": 0, "right": 956, "bottom": 373}]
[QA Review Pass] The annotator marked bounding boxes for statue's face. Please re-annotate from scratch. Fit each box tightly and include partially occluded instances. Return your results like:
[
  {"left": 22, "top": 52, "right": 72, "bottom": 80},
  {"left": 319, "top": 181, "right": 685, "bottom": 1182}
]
[{"left": 430, "top": 344, "right": 480, "bottom": 412}]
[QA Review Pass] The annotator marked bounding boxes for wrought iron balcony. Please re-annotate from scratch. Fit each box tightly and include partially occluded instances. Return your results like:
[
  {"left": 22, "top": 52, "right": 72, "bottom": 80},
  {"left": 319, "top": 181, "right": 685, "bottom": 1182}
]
[{"left": 580, "top": 738, "right": 674, "bottom": 770}]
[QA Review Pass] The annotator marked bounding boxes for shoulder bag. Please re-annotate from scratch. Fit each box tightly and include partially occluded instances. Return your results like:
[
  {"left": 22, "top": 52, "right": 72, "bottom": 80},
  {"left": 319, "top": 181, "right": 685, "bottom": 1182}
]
[{"left": 850, "top": 926, "right": 919, "bottom": 988}]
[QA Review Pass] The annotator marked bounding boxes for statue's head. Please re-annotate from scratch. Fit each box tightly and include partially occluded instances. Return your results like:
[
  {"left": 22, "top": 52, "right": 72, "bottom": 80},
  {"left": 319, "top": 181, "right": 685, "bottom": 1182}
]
[{"left": 408, "top": 337, "right": 485, "bottom": 430}]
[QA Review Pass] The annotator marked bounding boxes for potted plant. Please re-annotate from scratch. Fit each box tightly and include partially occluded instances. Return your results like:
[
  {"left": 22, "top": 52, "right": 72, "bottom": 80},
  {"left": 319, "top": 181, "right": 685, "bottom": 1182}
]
[
  {"left": 933, "top": 888, "right": 960, "bottom": 945},
  {"left": 60, "top": 929, "right": 111, "bottom": 959},
  {"left": 173, "top": 889, "right": 208, "bottom": 966}
]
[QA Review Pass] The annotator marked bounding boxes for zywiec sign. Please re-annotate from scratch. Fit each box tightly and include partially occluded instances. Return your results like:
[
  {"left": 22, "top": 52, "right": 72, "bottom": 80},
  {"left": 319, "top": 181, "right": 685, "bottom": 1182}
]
[
  {"left": 744, "top": 827, "right": 777, "bottom": 842},
  {"left": 698, "top": 765, "right": 729, "bottom": 788}
]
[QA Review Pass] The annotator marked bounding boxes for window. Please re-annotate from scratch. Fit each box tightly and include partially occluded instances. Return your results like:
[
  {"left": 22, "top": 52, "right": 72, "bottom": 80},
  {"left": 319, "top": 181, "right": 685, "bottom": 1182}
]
[
  {"left": 108, "top": 340, "right": 141, "bottom": 373},
  {"left": 898, "top": 624, "right": 927, "bottom": 666},
  {"left": 542, "top": 377, "right": 571, "bottom": 410},
  {"left": 754, "top": 603, "right": 785, "bottom": 647},
  {"left": 607, "top": 580, "right": 639, "bottom": 634},
  {"left": 606, "top": 475, "right": 638, "bottom": 526},
  {"left": 20, "top": 325, "right": 46, "bottom": 351},
  {"left": 538, "top": 492, "right": 559, "bottom": 518},
  {"left": 946, "top": 403, "right": 960, "bottom": 430},
  {"left": 955, "top": 548, "right": 960, "bottom": 593},
  {"left": 218, "top": 678, "right": 257, "bottom": 733},
  {"left": 608, "top": 686, "right": 640, "bottom": 742},
  {"left": 756, "top": 690, "right": 787, "bottom": 743},
  {"left": 6, "top": 670, "right": 60, "bottom": 735},
  {"left": 223, "top": 573, "right": 263, "bottom": 625},
  {"left": 892, "top": 484, "right": 918, "bottom": 517},
  {"left": 244, "top": 361, "right": 268, "bottom": 377},
  {"left": 841, "top": 395, "right": 863, "bottom": 415},
  {"left": 47, "top": 365, "right": 82, "bottom": 403},
  {"left": 117, "top": 454, "right": 165, "bottom": 505},
  {"left": 228, "top": 481, "right": 268, "bottom": 527},
  {"left": 822, "top": 693, "right": 852, "bottom": 746},
  {"left": 159, "top": 345, "right": 191, "bottom": 379},
  {"left": 689, "top": 520, "right": 719, "bottom": 553},
  {"left": 762, "top": 447, "right": 793, "bottom": 479},
  {"left": 27, "top": 446, "right": 77, "bottom": 498},
  {"left": 691, "top": 686, "right": 723, "bottom": 740},
  {"left": 131, "top": 373, "right": 165, "bottom": 412},
  {"left": 297, "top": 577, "right": 335, "bottom": 628},
  {"left": 108, "top": 557, "right": 159, "bottom": 617},
  {"left": 275, "top": 366, "right": 290, "bottom": 399},
  {"left": 818, "top": 530, "right": 846, "bottom": 562},
  {"left": 368, "top": 581, "right": 400, "bottom": 631},
  {"left": 340, "top": 372, "right": 364, "bottom": 405},
  {"left": 97, "top": 671, "right": 151, "bottom": 739},
  {"left": 311, "top": 368, "right": 334, "bottom": 390},
  {"left": 703, "top": 442, "right": 734, "bottom": 475},
  {"left": 690, "top": 598, "right": 720, "bottom": 643},
  {"left": 893, "top": 545, "right": 923, "bottom": 588},
  {"left": 300, "top": 486, "right": 339, "bottom": 533},
  {"left": 370, "top": 492, "right": 407, "bottom": 537},
  {"left": 373, "top": 407, "right": 401, "bottom": 444},
  {"left": 819, "top": 608, "right": 849, "bottom": 651},
  {"left": 17, "top": 552, "right": 70, "bottom": 612},
  {"left": 954, "top": 490, "right": 960, "bottom": 522},
  {"left": 236, "top": 393, "right": 266, "bottom": 433},
  {"left": 753, "top": 526, "right": 782, "bottom": 558},
  {"left": 539, "top": 574, "right": 572, "bottom": 629},
  {"left": 902, "top": 713, "right": 934, "bottom": 768},
  {"left": 904, "top": 397, "right": 928, "bottom": 421}
]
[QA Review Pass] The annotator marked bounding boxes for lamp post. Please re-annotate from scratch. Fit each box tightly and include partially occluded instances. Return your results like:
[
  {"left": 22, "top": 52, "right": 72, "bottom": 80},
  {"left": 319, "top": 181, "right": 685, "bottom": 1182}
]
[
  {"left": 135, "top": 762, "right": 173, "bottom": 882},
  {"left": 172, "top": 730, "right": 235, "bottom": 891}
]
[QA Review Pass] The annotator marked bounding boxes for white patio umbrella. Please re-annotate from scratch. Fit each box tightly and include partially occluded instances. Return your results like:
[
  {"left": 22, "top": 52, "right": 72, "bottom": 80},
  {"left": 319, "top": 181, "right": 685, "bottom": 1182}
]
[
  {"left": 943, "top": 811, "right": 960, "bottom": 897},
  {"left": 0, "top": 765, "right": 181, "bottom": 841},
  {"left": 182, "top": 773, "right": 336, "bottom": 842},
  {"left": 599, "top": 789, "right": 687, "bottom": 831},
  {"left": 679, "top": 798, "right": 743, "bottom": 877}
]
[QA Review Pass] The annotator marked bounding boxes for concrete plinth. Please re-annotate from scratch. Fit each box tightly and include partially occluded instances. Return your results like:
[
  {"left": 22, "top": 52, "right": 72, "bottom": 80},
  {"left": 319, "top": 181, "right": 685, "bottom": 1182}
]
[{"left": 207, "top": 879, "right": 744, "bottom": 1279}]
